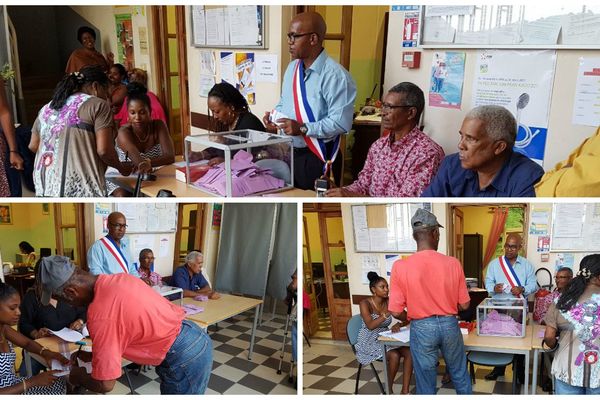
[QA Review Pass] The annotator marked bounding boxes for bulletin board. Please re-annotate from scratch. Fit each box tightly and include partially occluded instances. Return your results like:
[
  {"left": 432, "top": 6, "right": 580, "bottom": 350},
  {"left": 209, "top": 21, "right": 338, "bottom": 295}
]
[
  {"left": 351, "top": 203, "right": 431, "bottom": 253},
  {"left": 420, "top": 4, "right": 600, "bottom": 49},
  {"left": 116, "top": 203, "right": 178, "bottom": 233},
  {"left": 550, "top": 203, "right": 600, "bottom": 251},
  {"left": 190, "top": 5, "right": 266, "bottom": 49}
]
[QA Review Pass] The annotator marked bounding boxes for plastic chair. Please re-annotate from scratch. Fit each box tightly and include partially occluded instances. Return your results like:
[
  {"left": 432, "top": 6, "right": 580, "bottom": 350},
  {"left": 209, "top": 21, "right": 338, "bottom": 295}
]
[
  {"left": 347, "top": 314, "right": 385, "bottom": 394},
  {"left": 467, "top": 351, "right": 516, "bottom": 393}
]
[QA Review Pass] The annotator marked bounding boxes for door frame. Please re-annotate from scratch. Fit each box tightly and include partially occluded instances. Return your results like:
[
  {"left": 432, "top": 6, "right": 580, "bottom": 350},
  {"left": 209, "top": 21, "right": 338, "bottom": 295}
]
[{"left": 150, "top": 5, "right": 190, "bottom": 154}]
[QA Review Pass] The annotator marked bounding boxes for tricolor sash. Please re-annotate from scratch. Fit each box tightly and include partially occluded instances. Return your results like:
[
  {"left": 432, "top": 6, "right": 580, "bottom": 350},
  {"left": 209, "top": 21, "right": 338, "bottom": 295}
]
[
  {"left": 100, "top": 236, "right": 129, "bottom": 274},
  {"left": 498, "top": 256, "right": 522, "bottom": 289},
  {"left": 292, "top": 60, "right": 341, "bottom": 174}
]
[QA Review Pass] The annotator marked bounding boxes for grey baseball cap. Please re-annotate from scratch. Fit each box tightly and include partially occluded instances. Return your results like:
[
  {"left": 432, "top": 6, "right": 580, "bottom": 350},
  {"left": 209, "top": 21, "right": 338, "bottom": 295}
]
[
  {"left": 411, "top": 208, "right": 443, "bottom": 232},
  {"left": 39, "top": 256, "right": 75, "bottom": 305}
]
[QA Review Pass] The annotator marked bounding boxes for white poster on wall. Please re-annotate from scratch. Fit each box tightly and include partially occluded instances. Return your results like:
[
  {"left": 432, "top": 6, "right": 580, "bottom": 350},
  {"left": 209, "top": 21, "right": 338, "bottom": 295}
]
[
  {"left": 572, "top": 57, "right": 600, "bottom": 127},
  {"left": 472, "top": 50, "right": 557, "bottom": 166}
]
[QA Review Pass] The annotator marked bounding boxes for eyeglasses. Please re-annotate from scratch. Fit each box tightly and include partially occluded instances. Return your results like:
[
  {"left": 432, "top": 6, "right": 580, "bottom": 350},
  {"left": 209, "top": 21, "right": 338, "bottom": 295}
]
[
  {"left": 504, "top": 244, "right": 520, "bottom": 250},
  {"left": 109, "top": 223, "right": 128, "bottom": 229},
  {"left": 381, "top": 103, "right": 415, "bottom": 111},
  {"left": 287, "top": 32, "right": 316, "bottom": 43}
]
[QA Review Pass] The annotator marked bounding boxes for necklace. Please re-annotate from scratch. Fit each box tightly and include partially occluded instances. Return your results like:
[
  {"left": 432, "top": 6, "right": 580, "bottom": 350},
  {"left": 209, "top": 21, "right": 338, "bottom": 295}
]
[
  {"left": 229, "top": 114, "right": 240, "bottom": 131},
  {"left": 135, "top": 123, "right": 152, "bottom": 144},
  {"left": 370, "top": 297, "right": 387, "bottom": 316}
]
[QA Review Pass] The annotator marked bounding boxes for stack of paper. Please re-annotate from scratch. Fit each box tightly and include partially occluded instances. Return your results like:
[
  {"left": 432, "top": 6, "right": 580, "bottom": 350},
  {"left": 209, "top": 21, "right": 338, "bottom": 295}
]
[
  {"left": 50, "top": 326, "right": 89, "bottom": 342},
  {"left": 378, "top": 327, "right": 410, "bottom": 343}
]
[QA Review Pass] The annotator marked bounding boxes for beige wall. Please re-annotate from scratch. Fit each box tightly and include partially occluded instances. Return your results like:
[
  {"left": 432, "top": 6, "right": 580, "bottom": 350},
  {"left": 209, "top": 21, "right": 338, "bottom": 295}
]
[
  {"left": 384, "top": 9, "right": 600, "bottom": 169},
  {"left": 186, "top": 6, "right": 292, "bottom": 135}
]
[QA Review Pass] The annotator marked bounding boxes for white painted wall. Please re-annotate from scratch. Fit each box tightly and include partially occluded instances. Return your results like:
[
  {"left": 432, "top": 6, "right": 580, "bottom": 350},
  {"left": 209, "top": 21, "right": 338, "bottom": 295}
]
[
  {"left": 185, "top": 6, "right": 292, "bottom": 135},
  {"left": 384, "top": 8, "right": 600, "bottom": 169}
]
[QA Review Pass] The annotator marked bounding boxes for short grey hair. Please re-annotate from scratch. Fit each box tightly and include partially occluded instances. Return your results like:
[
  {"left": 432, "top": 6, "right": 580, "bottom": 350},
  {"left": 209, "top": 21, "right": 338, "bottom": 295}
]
[
  {"left": 185, "top": 251, "right": 203, "bottom": 263},
  {"left": 388, "top": 82, "right": 425, "bottom": 120},
  {"left": 465, "top": 105, "right": 516, "bottom": 147}
]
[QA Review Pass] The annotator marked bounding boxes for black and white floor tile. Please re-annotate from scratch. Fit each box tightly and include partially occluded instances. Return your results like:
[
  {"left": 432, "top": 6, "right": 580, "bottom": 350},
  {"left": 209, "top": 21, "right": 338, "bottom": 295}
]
[{"left": 303, "top": 339, "right": 549, "bottom": 395}]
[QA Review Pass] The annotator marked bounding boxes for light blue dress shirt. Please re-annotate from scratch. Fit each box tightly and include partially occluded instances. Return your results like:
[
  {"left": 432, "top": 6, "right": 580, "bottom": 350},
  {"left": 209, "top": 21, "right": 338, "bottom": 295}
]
[
  {"left": 484, "top": 255, "right": 537, "bottom": 297},
  {"left": 87, "top": 236, "right": 139, "bottom": 276},
  {"left": 274, "top": 49, "right": 356, "bottom": 148}
]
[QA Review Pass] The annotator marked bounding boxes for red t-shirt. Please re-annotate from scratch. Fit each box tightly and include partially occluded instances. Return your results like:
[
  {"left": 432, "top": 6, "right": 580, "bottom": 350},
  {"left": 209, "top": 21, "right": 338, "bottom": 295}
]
[
  {"left": 88, "top": 274, "right": 185, "bottom": 381},
  {"left": 388, "top": 250, "right": 470, "bottom": 320}
]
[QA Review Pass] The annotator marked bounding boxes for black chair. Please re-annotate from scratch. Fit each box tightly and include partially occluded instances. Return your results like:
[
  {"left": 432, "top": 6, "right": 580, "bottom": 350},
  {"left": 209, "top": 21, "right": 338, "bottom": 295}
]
[{"left": 347, "top": 314, "right": 385, "bottom": 394}]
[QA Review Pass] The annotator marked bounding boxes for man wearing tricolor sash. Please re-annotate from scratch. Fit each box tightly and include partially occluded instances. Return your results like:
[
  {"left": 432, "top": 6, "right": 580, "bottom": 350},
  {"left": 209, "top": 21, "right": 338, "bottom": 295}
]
[
  {"left": 263, "top": 11, "right": 356, "bottom": 190},
  {"left": 87, "top": 211, "right": 138, "bottom": 276},
  {"left": 483, "top": 232, "right": 537, "bottom": 382}
]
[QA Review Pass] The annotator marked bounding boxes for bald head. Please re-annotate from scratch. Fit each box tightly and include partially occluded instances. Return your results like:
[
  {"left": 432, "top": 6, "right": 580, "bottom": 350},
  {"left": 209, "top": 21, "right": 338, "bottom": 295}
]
[
  {"left": 291, "top": 12, "right": 326, "bottom": 41},
  {"left": 107, "top": 211, "right": 127, "bottom": 242}
]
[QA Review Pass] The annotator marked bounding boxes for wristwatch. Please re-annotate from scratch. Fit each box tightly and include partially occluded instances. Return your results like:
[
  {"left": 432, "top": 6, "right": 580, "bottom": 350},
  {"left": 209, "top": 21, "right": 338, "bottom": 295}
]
[{"left": 299, "top": 123, "right": 308, "bottom": 135}]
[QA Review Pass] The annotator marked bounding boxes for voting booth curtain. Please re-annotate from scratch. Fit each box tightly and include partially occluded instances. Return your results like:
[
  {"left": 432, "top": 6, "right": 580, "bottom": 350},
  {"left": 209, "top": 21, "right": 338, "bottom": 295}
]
[{"left": 214, "top": 203, "right": 296, "bottom": 300}]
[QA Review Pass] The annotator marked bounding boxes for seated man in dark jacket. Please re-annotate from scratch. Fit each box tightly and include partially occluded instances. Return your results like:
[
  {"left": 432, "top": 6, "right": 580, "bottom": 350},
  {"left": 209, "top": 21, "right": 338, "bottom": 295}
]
[{"left": 422, "top": 105, "right": 544, "bottom": 197}]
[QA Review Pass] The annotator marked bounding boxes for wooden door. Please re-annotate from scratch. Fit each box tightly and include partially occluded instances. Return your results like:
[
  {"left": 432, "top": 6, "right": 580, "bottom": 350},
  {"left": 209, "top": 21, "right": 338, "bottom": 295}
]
[
  {"left": 173, "top": 203, "right": 205, "bottom": 272},
  {"left": 151, "top": 6, "right": 190, "bottom": 155},
  {"left": 451, "top": 207, "right": 465, "bottom": 266},
  {"left": 297, "top": 6, "right": 353, "bottom": 70},
  {"left": 318, "top": 211, "right": 351, "bottom": 341},
  {"left": 302, "top": 216, "right": 318, "bottom": 336},
  {"left": 53, "top": 203, "right": 87, "bottom": 270}
]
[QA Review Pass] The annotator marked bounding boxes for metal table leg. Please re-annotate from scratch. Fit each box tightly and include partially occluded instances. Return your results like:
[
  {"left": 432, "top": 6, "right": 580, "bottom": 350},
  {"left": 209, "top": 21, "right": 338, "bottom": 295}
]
[
  {"left": 24, "top": 350, "right": 33, "bottom": 376},
  {"left": 248, "top": 304, "right": 260, "bottom": 360},
  {"left": 531, "top": 349, "right": 539, "bottom": 395},
  {"left": 381, "top": 341, "right": 389, "bottom": 394},
  {"left": 523, "top": 350, "right": 530, "bottom": 395}
]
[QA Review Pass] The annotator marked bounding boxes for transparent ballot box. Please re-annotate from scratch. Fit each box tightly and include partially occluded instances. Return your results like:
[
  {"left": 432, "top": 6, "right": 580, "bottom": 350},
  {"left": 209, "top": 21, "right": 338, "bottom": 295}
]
[
  {"left": 184, "top": 129, "right": 294, "bottom": 197},
  {"left": 476, "top": 296, "right": 527, "bottom": 338}
]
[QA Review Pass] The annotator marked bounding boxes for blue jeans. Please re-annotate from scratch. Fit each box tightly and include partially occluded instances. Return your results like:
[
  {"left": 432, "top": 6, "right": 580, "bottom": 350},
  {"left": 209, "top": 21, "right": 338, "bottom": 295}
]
[
  {"left": 156, "top": 320, "right": 213, "bottom": 394},
  {"left": 291, "top": 323, "right": 297, "bottom": 362},
  {"left": 410, "top": 316, "right": 472, "bottom": 394},
  {"left": 555, "top": 379, "right": 600, "bottom": 394}
]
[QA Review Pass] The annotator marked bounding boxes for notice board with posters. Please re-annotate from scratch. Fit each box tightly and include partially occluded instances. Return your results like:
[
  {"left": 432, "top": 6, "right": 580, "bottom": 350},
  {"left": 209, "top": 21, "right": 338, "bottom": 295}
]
[{"left": 191, "top": 5, "right": 266, "bottom": 49}]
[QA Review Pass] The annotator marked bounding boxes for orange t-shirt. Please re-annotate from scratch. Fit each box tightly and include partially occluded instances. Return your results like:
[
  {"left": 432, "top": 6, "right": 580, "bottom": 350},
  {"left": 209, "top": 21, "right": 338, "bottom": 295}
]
[
  {"left": 88, "top": 274, "right": 185, "bottom": 381},
  {"left": 388, "top": 249, "right": 470, "bottom": 320}
]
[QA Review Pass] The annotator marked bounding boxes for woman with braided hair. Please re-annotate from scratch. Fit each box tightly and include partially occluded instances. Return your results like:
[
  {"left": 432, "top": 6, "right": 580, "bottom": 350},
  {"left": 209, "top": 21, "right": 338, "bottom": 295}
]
[
  {"left": 29, "top": 65, "right": 131, "bottom": 197},
  {"left": 543, "top": 254, "right": 600, "bottom": 394}
]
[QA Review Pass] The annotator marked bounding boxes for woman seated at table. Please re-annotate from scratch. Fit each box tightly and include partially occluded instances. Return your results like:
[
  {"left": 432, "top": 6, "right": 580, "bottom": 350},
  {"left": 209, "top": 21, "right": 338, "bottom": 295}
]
[
  {"left": 65, "top": 26, "right": 113, "bottom": 74},
  {"left": 29, "top": 65, "right": 131, "bottom": 197},
  {"left": 325, "top": 82, "right": 444, "bottom": 197},
  {"left": 114, "top": 68, "right": 167, "bottom": 127},
  {"left": 108, "top": 82, "right": 175, "bottom": 197},
  {"left": 137, "top": 248, "right": 163, "bottom": 287},
  {"left": 543, "top": 254, "right": 600, "bottom": 395},
  {"left": 17, "top": 260, "right": 87, "bottom": 377},
  {"left": 189, "top": 81, "right": 265, "bottom": 165},
  {"left": 18, "top": 241, "right": 36, "bottom": 267},
  {"left": 108, "top": 63, "right": 128, "bottom": 115},
  {"left": 0, "top": 282, "right": 69, "bottom": 395},
  {"left": 356, "top": 272, "right": 412, "bottom": 394}
]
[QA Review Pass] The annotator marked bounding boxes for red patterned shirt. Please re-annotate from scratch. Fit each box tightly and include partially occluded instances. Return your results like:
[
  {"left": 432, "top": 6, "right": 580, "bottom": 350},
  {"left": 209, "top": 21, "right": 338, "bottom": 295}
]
[{"left": 346, "top": 127, "right": 444, "bottom": 197}]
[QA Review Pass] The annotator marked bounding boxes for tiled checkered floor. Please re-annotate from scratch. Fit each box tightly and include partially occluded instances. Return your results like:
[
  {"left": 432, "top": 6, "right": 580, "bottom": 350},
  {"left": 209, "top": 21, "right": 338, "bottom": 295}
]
[
  {"left": 303, "top": 339, "right": 549, "bottom": 395},
  {"left": 107, "top": 310, "right": 297, "bottom": 395}
]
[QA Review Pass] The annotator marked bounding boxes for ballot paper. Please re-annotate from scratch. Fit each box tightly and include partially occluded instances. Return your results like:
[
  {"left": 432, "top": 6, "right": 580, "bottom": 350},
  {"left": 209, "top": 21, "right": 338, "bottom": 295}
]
[
  {"left": 378, "top": 327, "right": 410, "bottom": 343},
  {"left": 50, "top": 326, "right": 89, "bottom": 342},
  {"left": 269, "top": 109, "right": 289, "bottom": 127},
  {"left": 51, "top": 359, "right": 70, "bottom": 376}
]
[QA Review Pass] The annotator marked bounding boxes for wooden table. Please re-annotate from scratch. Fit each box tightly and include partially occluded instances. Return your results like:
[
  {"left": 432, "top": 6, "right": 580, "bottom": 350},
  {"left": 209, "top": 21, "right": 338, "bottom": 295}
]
[
  {"left": 4, "top": 272, "right": 35, "bottom": 299},
  {"left": 379, "top": 322, "right": 533, "bottom": 394},
  {"left": 182, "top": 293, "right": 263, "bottom": 360},
  {"left": 24, "top": 336, "right": 89, "bottom": 376},
  {"left": 107, "top": 161, "right": 315, "bottom": 198},
  {"left": 463, "top": 323, "right": 533, "bottom": 394}
]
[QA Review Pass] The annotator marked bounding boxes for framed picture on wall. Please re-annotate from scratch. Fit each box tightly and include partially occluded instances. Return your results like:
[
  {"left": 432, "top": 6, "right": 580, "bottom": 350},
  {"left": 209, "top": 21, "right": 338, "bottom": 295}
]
[
  {"left": 41, "top": 203, "right": 49, "bottom": 215},
  {"left": 0, "top": 204, "right": 12, "bottom": 224}
]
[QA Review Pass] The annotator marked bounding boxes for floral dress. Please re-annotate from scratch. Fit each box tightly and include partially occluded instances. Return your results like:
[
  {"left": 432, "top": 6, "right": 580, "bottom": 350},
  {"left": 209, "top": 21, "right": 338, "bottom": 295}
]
[
  {"left": 0, "top": 342, "right": 66, "bottom": 394},
  {"left": 355, "top": 312, "right": 393, "bottom": 365},
  {"left": 32, "top": 93, "right": 114, "bottom": 197},
  {"left": 0, "top": 134, "right": 9, "bottom": 197}
]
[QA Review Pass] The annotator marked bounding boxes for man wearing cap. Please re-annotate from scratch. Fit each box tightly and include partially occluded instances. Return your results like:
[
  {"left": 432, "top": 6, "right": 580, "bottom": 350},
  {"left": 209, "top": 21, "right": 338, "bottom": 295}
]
[
  {"left": 483, "top": 232, "right": 537, "bottom": 382},
  {"left": 87, "top": 211, "right": 138, "bottom": 276},
  {"left": 39, "top": 255, "right": 212, "bottom": 394},
  {"left": 388, "top": 209, "right": 472, "bottom": 394}
]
